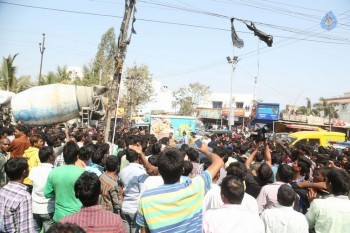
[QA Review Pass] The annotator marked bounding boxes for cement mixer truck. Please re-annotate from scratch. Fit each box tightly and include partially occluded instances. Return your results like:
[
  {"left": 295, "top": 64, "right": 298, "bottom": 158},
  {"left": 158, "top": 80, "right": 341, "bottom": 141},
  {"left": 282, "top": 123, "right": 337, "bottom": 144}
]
[{"left": 0, "top": 84, "right": 107, "bottom": 126}]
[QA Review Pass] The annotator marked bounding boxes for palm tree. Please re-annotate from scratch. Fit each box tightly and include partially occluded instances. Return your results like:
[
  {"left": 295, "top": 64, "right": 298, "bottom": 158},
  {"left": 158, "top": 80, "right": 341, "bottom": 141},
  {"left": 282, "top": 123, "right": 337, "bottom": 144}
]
[
  {"left": 314, "top": 97, "right": 339, "bottom": 119},
  {"left": 42, "top": 71, "right": 58, "bottom": 85},
  {"left": 15, "top": 75, "right": 31, "bottom": 93},
  {"left": 56, "top": 65, "right": 71, "bottom": 84},
  {"left": 0, "top": 53, "right": 18, "bottom": 91},
  {"left": 297, "top": 98, "right": 319, "bottom": 116}
]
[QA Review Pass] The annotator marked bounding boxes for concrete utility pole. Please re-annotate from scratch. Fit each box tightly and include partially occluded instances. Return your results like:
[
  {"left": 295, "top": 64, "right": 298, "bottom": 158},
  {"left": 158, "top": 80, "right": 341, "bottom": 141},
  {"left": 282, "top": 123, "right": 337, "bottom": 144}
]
[
  {"left": 104, "top": 0, "right": 136, "bottom": 142},
  {"left": 253, "top": 76, "right": 257, "bottom": 101},
  {"left": 227, "top": 56, "right": 239, "bottom": 130},
  {"left": 38, "top": 33, "right": 46, "bottom": 85}
]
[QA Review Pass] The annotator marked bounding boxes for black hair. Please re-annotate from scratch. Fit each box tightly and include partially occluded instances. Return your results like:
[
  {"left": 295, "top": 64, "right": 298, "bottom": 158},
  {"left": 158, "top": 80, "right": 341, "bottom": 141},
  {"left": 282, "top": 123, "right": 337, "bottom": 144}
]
[
  {"left": 200, "top": 157, "right": 211, "bottom": 171},
  {"left": 257, "top": 163, "right": 273, "bottom": 182},
  {"left": 5, "top": 157, "right": 28, "bottom": 180},
  {"left": 277, "top": 184, "right": 296, "bottom": 207},
  {"left": 91, "top": 149, "right": 104, "bottom": 165},
  {"left": 186, "top": 147, "right": 199, "bottom": 162},
  {"left": 75, "top": 172, "right": 100, "bottom": 207},
  {"left": 255, "top": 152, "right": 264, "bottom": 163},
  {"left": 125, "top": 149, "right": 139, "bottom": 163},
  {"left": 39, "top": 146, "right": 54, "bottom": 163},
  {"left": 221, "top": 175, "right": 244, "bottom": 204},
  {"left": 226, "top": 162, "right": 247, "bottom": 181},
  {"left": 45, "top": 134, "right": 56, "bottom": 147},
  {"left": 300, "top": 145, "right": 312, "bottom": 156},
  {"left": 98, "top": 143, "right": 110, "bottom": 155},
  {"left": 237, "top": 156, "right": 247, "bottom": 164},
  {"left": 104, "top": 155, "right": 119, "bottom": 172},
  {"left": 148, "top": 155, "right": 158, "bottom": 167},
  {"left": 276, "top": 164, "right": 293, "bottom": 183},
  {"left": 157, "top": 148, "right": 184, "bottom": 184},
  {"left": 63, "top": 141, "right": 79, "bottom": 164},
  {"left": 297, "top": 156, "right": 311, "bottom": 178},
  {"left": 74, "top": 132, "right": 83, "bottom": 142},
  {"left": 337, "top": 155, "right": 347, "bottom": 162},
  {"left": 151, "top": 142, "right": 162, "bottom": 156},
  {"left": 182, "top": 160, "right": 193, "bottom": 176},
  {"left": 239, "top": 145, "right": 249, "bottom": 154},
  {"left": 180, "top": 144, "right": 190, "bottom": 152},
  {"left": 78, "top": 144, "right": 96, "bottom": 161},
  {"left": 271, "top": 151, "right": 283, "bottom": 165},
  {"left": 160, "top": 137, "right": 169, "bottom": 145},
  {"left": 291, "top": 149, "right": 304, "bottom": 162},
  {"left": 213, "top": 146, "right": 227, "bottom": 158},
  {"left": 327, "top": 169, "right": 350, "bottom": 196},
  {"left": 47, "top": 223, "right": 86, "bottom": 233},
  {"left": 16, "top": 124, "right": 27, "bottom": 134}
]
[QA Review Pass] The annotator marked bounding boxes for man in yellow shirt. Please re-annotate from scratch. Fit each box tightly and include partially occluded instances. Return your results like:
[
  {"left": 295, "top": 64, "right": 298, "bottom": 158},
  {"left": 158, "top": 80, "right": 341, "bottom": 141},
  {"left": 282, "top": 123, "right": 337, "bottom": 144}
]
[{"left": 23, "top": 135, "right": 43, "bottom": 193}]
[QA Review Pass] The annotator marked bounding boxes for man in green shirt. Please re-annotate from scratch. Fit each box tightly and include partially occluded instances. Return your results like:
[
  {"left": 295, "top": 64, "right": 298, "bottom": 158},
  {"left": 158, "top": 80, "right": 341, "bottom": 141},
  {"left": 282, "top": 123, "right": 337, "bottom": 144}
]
[
  {"left": 306, "top": 169, "right": 350, "bottom": 233},
  {"left": 44, "top": 141, "right": 85, "bottom": 222}
]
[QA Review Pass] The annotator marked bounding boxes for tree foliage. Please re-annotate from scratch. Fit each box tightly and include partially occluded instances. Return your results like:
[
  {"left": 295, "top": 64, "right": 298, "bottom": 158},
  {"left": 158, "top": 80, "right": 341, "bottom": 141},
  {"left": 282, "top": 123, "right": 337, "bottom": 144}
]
[
  {"left": 297, "top": 97, "right": 339, "bottom": 119},
  {"left": 297, "top": 98, "right": 319, "bottom": 116},
  {"left": 0, "top": 54, "right": 31, "bottom": 93},
  {"left": 92, "top": 27, "right": 117, "bottom": 86},
  {"left": 42, "top": 71, "right": 57, "bottom": 85},
  {"left": 314, "top": 97, "right": 339, "bottom": 118},
  {"left": 80, "top": 63, "right": 98, "bottom": 86},
  {"left": 15, "top": 75, "right": 31, "bottom": 93},
  {"left": 0, "top": 53, "right": 18, "bottom": 91},
  {"left": 172, "top": 82, "right": 211, "bottom": 115},
  {"left": 122, "top": 64, "right": 154, "bottom": 117}
]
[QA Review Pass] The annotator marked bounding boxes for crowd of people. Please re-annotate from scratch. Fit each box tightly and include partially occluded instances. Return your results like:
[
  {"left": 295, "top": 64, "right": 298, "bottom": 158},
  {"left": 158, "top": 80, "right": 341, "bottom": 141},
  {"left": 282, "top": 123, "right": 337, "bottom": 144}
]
[{"left": 0, "top": 122, "right": 350, "bottom": 233}]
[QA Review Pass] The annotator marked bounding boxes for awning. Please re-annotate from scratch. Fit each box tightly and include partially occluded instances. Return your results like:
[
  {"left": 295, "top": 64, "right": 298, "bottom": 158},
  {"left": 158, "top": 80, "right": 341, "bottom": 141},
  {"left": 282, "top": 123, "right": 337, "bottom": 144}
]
[{"left": 285, "top": 124, "right": 323, "bottom": 131}]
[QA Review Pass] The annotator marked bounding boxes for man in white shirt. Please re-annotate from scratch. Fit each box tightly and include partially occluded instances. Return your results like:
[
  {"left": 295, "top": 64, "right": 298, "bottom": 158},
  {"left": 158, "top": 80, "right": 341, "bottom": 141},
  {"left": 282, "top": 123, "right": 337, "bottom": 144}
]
[
  {"left": 119, "top": 148, "right": 148, "bottom": 233},
  {"left": 257, "top": 164, "right": 294, "bottom": 214},
  {"left": 261, "top": 184, "right": 308, "bottom": 233},
  {"left": 203, "top": 176, "right": 264, "bottom": 233},
  {"left": 28, "top": 146, "right": 55, "bottom": 232},
  {"left": 203, "top": 162, "right": 258, "bottom": 215}
]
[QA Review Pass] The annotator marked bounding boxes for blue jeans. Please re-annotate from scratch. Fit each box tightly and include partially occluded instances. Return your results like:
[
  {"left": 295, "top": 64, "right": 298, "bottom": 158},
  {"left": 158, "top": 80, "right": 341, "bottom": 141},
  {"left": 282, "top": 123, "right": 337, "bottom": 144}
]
[{"left": 33, "top": 213, "right": 54, "bottom": 233}]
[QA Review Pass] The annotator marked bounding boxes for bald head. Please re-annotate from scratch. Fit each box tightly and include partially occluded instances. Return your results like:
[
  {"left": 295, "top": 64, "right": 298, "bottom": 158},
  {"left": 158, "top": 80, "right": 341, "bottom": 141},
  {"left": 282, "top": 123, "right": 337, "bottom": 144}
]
[{"left": 0, "top": 138, "right": 10, "bottom": 152}]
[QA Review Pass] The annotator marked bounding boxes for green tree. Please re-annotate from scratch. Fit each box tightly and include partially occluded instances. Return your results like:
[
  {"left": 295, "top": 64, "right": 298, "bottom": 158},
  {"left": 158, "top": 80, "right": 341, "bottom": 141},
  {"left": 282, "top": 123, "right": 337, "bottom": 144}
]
[
  {"left": 56, "top": 65, "right": 71, "bottom": 84},
  {"left": 0, "top": 53, "right": 18, "bottom": 91},
  {"left": 314, "top": 97, "right": 339, "bottom": 119},
  {"left": 172, "top": 82, "right": 211, "bottom": 115},
  {"left": 42, "top": 71, "right": 57, "bottom": 85},
  {"left": 92, "top": 27, "right": 117, "bottom": 86},
  {"left": 122, "top": 64, "right": 154, "bottom": 117},
  {"left": 79, "top": 63, "right": 98, "bottom": 86},
  {"left": 15, "top": 75, "right": 31, "bottom": 93},
  {"left": 297, "top": 98, "right": 319, "bottom": 116}
]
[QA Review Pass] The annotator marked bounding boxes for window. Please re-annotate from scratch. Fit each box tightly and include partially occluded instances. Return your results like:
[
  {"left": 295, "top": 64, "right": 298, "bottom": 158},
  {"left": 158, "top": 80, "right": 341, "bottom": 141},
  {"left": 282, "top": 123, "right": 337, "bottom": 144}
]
[
  {"left": 342, "top": 104, "right": 347, "bottom": 111},
  {"left": 308, "top": 139, "right": 320, "bottom": 147},
  {"left": 236, "top": 102, "right": 244, "bottom": 109},
  {"left": 212, "top": 101, "right": 223, "bottom": 109}
]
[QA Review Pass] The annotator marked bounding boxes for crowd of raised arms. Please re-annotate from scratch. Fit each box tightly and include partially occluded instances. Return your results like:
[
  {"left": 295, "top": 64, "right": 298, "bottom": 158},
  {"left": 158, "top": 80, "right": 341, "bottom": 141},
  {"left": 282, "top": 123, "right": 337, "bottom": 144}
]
[{"left": 0, "top": 122, "right": 350, "bottom": 233}]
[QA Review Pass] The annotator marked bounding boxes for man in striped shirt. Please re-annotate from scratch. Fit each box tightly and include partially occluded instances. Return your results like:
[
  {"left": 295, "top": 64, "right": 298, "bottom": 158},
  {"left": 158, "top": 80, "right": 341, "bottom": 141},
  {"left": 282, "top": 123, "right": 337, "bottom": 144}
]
[
  {"left": 0, "top": 157, "right": 34, "bottom": 233},
  {"left": 61, "top": 172, "right": 125, "bottom": 233},
  {"left": 136, "top": 143, "right": 223, "bottom": 233}
]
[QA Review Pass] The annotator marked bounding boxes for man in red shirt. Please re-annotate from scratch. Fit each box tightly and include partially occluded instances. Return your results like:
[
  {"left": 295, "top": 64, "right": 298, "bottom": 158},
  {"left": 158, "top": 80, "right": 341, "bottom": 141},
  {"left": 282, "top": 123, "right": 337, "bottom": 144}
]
[{"left": 10, "top": 125, "right": 30, "bottom": 158}]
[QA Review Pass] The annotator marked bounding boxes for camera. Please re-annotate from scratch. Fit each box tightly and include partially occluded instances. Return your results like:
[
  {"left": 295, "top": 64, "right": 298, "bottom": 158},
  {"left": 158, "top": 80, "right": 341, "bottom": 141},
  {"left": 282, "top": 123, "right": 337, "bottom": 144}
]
[{"left": 250, "top": 125, "right": 270, "bottom": 141}]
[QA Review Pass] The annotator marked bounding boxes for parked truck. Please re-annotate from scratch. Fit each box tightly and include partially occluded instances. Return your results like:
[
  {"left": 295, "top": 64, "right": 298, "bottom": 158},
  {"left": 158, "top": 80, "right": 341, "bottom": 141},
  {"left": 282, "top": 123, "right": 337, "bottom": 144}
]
[{"left": 0, "top": 84, "right": 107, "bottom": 126}]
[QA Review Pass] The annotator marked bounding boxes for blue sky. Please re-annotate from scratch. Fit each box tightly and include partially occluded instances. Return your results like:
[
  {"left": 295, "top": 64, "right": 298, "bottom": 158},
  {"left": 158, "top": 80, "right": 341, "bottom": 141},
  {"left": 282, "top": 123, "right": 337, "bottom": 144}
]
[{"left": 0, "top": 0, "right": 349, "bottom": 110}]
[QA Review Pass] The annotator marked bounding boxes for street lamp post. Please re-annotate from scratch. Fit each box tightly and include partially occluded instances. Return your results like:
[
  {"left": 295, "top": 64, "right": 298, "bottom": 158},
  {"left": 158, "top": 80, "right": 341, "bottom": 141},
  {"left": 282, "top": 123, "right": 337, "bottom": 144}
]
[{"left": 226, "top": 56, "right": 239, "bottom": 130}]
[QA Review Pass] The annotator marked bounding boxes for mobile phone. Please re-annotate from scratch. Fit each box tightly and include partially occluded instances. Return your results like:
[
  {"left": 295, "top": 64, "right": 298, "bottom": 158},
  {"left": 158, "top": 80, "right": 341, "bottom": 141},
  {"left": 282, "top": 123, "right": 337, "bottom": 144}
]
[{"left": 194, "top": 139, "right": 203, "bottom": 149}]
